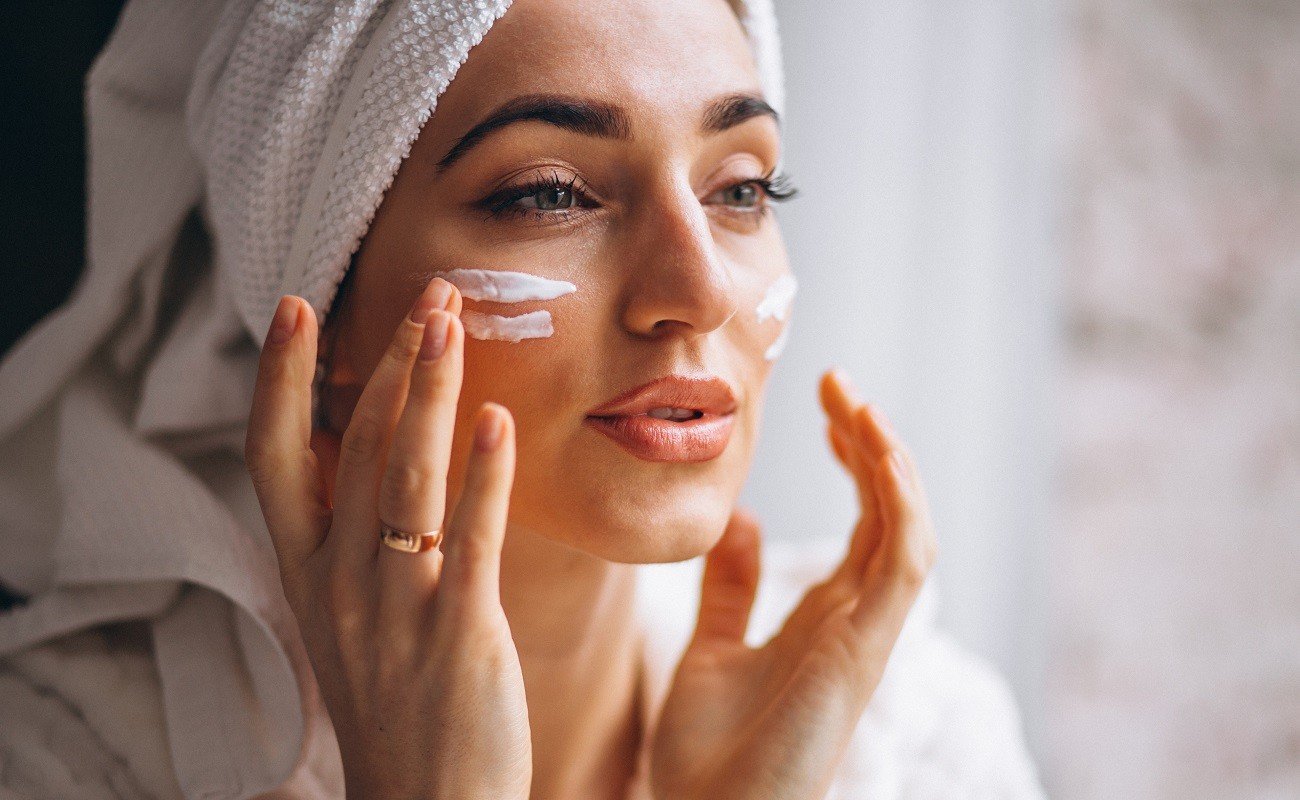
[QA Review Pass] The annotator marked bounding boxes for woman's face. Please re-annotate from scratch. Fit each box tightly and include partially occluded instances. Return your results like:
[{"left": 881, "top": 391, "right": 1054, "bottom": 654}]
[{"left": 329, "top": 0, "right": 793, "bottom": 563}]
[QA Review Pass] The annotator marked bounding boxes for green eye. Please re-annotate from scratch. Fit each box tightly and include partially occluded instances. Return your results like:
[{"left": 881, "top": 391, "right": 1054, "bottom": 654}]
[
  {"left": 724, "top": 183, "right": 761, "bottom": 208},
  {"left": 522, "top": 186, "right": 575, "bottom": 211}
]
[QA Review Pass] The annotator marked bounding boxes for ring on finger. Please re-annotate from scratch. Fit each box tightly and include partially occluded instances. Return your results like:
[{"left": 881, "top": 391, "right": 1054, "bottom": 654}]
[{"left": 379, "top": 521, "right": 444, "bottom": 554}]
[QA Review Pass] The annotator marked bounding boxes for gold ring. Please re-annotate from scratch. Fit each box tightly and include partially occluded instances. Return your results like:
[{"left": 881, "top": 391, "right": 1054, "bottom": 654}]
[{"left": 379, "top": 522, "right": 443, "bottom": 554}]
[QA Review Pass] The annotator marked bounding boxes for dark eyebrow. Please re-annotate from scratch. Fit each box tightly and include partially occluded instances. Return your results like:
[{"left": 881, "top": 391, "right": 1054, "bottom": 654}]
[
  {"left": 701, "top": 93, "right": 780, "bottom": 134},
  {"left": 435, "top": 93, "right": 630, "bottom": 173},
  {"left": 434, "top": 91, "right": 779, "bottom": 174}
]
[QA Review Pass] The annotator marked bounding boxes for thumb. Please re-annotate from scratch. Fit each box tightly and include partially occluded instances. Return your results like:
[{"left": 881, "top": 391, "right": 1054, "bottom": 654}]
[{"left": 692, "top": 507, "right": 763, "bottom": 646}]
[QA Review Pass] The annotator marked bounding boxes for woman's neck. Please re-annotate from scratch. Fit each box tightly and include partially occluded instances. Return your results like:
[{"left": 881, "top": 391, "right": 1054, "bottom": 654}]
[{"left": 499, "top": 522, "right": 646, "bottom": 800}]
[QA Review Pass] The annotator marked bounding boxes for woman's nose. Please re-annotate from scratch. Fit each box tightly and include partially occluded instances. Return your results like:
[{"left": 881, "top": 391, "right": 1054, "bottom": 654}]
[{"left": 618, "top": 183, "right": 737, "bottom": 339}]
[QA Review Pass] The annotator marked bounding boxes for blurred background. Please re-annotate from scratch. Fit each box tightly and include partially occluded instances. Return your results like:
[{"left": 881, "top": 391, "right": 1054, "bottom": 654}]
[
  {"left": 742, "top": 0, "right": 1299, "bottom": 797},
  {"left": 2, "top": 1, "right": 1297, "bottom": 797}
]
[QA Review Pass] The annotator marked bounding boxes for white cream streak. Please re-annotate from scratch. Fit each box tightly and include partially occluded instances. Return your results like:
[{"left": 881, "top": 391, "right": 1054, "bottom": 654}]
[
  {"left": 764, "top": 320, "right": 791, "bottom": 361},
  {"left": 460, "top": 309, "right": 554, "bottom": 342},
  {"left": 755, "top": 273, "right": 797, "bottom": 322},
  {"left": 436, "top": 268, "right": 576, "bottom": 303}
]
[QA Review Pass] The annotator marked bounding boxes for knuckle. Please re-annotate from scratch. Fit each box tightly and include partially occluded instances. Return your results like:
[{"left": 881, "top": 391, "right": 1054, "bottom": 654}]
[
  {"left": 412, "top": 360, "right": 456, "bottom": 394},
  {"left": 243, "top": 428, "right": 275, "bottom": 472},
  {"left": 811, "top": 576, "right": 854, "bottom": 611},
  {"left": 824, "top": 617, "right": 868, "bottom": 674},
  {"left": 243, "top": 448, "right": 280, "bottom": 489},
  {"left": 340, "top": 409, "right": 384, "bottom": 463},
  {"left": 379, "top": 460, "right": 439, "bottom": 512},
  {"left": 383, "top": 323, "right": 423, "bottom": 366},
  {"left": 890, "top": 491, "right": 918, "bottom": 524},
  {"left": 887, "top": 540, "right": 932, "bottom": 589}
]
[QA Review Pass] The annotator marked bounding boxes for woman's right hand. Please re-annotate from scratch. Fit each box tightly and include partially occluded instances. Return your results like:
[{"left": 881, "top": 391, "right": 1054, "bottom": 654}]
[{"left": 244, "top": 278, "right": 531, "bottom": 800}]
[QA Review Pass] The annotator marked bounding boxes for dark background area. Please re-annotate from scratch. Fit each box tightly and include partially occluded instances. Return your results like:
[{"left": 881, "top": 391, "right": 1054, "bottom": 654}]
[
  {"left": 0, "top": 1, "right": 129, "bottom": 356},
  {"left": 0, "top": 0, "right": 125, "bottom": 610}
]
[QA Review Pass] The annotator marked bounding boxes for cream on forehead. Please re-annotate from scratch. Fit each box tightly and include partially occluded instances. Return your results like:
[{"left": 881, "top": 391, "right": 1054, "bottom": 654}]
[
  {"left": 436, "top": 269, "right": 576, "bottom": 303},
  {"left": 755, "top": 274, "right": 797, "bottom": 322},
  {"left": 460, "top": 309, "right": 554, "bottom": 342},
  {"left": 764, "top": 322, "right": 791, "bottom": 361}
]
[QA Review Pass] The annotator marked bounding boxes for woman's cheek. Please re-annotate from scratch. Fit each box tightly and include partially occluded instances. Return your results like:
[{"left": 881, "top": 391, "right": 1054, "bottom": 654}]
[
  {"left": 456, "top": 301, "right": 590, "bottom": 443},
  {"left": 737, "top": 269, "right": 797, "bottom": 367},
  {"left": 459, "top": 332, "right": 558, "bottom": 417}
]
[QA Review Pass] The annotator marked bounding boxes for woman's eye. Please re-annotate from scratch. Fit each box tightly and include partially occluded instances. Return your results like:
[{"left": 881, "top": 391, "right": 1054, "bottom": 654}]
[
  {"left": 706, "top": 171, "right": 798, "bottom": 213},
  {"left": 722, "top": 182, "right": 762, "bottom": 208},
  {"left": 481, "top": 172, "right": 594, "bottom": 221},
  {"left": 522, "top": 186, "right": 575, "bottom": 211}
]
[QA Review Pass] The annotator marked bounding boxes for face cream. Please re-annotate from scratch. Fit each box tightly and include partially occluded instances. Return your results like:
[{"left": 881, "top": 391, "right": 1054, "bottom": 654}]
[
  {"left": 428, "top": 268, "right": 576, "bottom": 342},
  {"left": 460, "top": 309, "right": 554, "bottom": 342},
  {"left": 435, "top": 268, "right": 576, "bottom": 303},
  {"left": 755, "top": 273, "right": 798, "bottom": 322},
  {"left": 764, "top": 321, "right": 791, "bottom": 361}
]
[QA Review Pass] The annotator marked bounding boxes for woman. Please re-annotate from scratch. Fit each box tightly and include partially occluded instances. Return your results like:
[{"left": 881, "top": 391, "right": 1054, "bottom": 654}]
[{"left": 0, "top": 0, "right": 1046, "bottom": 798}]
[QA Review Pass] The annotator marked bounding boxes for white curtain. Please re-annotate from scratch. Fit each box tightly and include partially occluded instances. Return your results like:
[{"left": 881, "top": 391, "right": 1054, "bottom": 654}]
[{"left": 740, "top": 0, "right": 1063, "bottom": 760}]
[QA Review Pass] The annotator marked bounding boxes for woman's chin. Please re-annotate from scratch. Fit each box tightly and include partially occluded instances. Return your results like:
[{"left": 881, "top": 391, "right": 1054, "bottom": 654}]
[
  {"left": 516, "top": 487, "right": 735, "bottom": 565},
  {"left": 507, "top": 437, "right": 749, "bottom": 564},
  {"left": 583, "top": 511, "right": 725, "bottom": 564}
]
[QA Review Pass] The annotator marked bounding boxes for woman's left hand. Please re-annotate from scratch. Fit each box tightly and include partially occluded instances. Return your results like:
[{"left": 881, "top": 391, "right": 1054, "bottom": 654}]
[{"left": 648, "top": 368, "right": 938, "bottom": 800}]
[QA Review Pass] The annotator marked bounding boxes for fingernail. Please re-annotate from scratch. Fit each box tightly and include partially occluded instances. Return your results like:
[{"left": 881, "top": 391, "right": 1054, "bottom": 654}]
[
  {"left": 418, "top": 311, "right": 450, "bottom": 361},
  {"left": 474, "top": 405, "right": 504, "bottom": 452},
  {"left": 267, "top": 296, "right": 297, "bottom": 346},
  {"left": 429, "top": 277, "right": 453, "bottom": 309},
  {"left": 409, "top": 278, "right": 452, "bottom": 323}
]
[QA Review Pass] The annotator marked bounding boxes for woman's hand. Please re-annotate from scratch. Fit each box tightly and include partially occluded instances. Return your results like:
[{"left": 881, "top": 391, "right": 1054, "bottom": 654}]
[
  {"left": 244, "top": 279, "right": 531, "bottom": 800},
  {"left": 648, "top": 368, "right": 938, "bottom": 800}
]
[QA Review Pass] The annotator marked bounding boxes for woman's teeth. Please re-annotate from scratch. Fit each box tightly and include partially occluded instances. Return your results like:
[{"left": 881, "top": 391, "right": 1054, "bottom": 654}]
[{"left": 646, "top": 407, "right": 702, "bottom": 421}]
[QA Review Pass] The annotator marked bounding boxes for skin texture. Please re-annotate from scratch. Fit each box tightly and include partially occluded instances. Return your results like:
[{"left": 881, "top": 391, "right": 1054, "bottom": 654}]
[
  {"left": 243, "top": 0, "right": 938, "bottom": 798},
  {"left": 325, "top": 0, "right": 784, "bottom": 565}
]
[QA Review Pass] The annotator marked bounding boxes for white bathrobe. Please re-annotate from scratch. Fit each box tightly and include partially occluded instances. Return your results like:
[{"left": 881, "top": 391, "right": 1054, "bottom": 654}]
[
  {"left": 0, "top": 368, "right": 1045, "bottom": 798},
  {"left": 0, "top": 0, "right": 1047, "bottom": 797}
]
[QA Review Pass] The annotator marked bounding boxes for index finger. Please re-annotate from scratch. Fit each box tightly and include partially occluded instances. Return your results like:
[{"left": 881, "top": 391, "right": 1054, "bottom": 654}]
[{"left": 245, "top": 295, "right": 329, "bottom": 568}]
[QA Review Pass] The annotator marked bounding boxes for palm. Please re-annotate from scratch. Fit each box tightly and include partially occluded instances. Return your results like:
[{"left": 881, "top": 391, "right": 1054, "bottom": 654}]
[{"left": 653, "top": 602, "right": 870, "bottom": 800}]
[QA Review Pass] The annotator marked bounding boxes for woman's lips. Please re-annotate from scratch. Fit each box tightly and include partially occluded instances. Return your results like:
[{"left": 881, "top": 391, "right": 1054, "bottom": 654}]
[
  {"left": 583, "top": 412, "right": 734, "bottom": 462},
  {"left": 584, "top": 373, "right": 738, "bottom": 462}
]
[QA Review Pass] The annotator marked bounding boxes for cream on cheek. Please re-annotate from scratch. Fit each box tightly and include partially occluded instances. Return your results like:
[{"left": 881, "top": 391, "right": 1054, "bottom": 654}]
[
  {"left": 764, "top": 323, "right": 791, "bottom": 360},
  {"left": 460, "top": 309, "right": 554, "bottom": 342},
  {"left": 756, "top": 273, "right": 797, "bottom": 361},
  {"left": 434, "top": 268, "right": 577, "bottom": 342}
]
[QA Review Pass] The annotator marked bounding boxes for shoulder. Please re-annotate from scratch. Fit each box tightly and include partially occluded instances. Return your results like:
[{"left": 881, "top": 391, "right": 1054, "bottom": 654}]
[{"left": 0, "top": 621, "right": 185, "bottom": 800}]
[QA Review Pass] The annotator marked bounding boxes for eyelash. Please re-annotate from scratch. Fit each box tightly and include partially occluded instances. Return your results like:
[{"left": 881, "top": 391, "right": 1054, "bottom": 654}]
[
  {"left": 481, "top": 168, "right": 595, "bottom": 222},
  {"left": 478, "top": 166, "right": 800, "bottom": 225}
]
